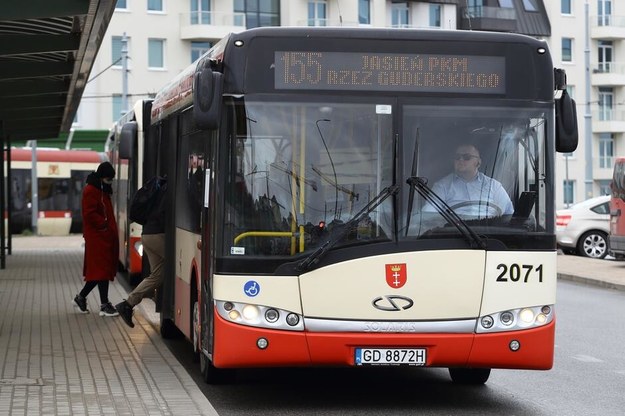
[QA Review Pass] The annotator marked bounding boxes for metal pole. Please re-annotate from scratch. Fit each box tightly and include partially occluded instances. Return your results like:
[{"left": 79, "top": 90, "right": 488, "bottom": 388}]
[
  {"left": 121, "top": 32, "right": 129, "bottom": 116},
  {"left": 565, "top": 154, "right": 570, "bottom": 208},
  {"left": 31, "top": 141, "right": 38, "bottom": 235},
  {"left": 584, "top": 0, "right": 593, "bottom": 200}
]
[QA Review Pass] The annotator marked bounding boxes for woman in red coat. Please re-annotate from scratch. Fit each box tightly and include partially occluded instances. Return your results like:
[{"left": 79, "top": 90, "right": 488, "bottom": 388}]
[{"left": 72, "top": 161, "right": 120, "bottom": 316}]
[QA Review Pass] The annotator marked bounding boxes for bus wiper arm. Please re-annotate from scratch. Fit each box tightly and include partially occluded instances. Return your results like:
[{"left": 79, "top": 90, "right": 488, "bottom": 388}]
[
  {"left": 406, "top": 177, "right": 486, "bottom": 249},
  {"left": 296, "top": 184, "right": 399, "bottom": 272}
]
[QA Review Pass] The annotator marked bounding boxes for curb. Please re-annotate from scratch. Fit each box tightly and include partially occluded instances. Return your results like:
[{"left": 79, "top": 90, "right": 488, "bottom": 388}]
[{"left": 557, "top": 273, "right": 625, "bottom": 292}]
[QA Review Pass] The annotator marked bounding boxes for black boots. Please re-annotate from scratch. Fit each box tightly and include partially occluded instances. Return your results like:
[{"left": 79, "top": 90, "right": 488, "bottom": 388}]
[{"left": 115, "top": 300, "right": 135, "bottom": 328}]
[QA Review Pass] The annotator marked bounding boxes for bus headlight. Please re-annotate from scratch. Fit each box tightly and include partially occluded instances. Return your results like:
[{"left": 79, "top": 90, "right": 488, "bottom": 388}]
[
  {"left": 242, "top": 305, "right": 259, "bottom": 320},
  {"left": 215, "top": 301, "right": 304, "bottom": 331},
  {"left": 519, "top": 308, "right": 535, "bottom": 323},
  {"left": 477, "top": 305, "right": 554, "bottom": 333}
]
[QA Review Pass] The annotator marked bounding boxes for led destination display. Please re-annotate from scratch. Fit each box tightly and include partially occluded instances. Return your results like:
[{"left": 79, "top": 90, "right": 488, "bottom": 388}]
[{"left": 275, "top": 51, "right": 505, "bottom": 94}]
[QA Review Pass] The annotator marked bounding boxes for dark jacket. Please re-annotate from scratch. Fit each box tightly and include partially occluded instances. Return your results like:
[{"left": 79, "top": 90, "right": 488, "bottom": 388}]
[
  {"left": 142, "top": 180, "right": 167, "bottom": 235},
  {"left": 82, "top": 172, "right": 119, "bottom": 281}
]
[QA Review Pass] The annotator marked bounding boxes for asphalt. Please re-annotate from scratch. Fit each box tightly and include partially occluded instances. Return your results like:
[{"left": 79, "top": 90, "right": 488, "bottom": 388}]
[{"left": 0, "top": 235, "right": 623, "bottom": 415}]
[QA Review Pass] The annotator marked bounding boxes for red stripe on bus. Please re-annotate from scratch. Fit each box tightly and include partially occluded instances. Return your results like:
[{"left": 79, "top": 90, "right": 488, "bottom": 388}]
[
  {"left": 7, "top": 149, "right": 104, "bottom": 163},
  {"left": 38, "top": 211, "right": 72, "bottom": 218}
]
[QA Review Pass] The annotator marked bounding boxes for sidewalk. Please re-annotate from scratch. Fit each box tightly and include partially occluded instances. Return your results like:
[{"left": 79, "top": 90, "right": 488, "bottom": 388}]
[
  {"left": 0, "top": 235, "right": 218, "bottom": 416},
  {"left": 556, "top": 251, "right": 625, "bottom": 291}
]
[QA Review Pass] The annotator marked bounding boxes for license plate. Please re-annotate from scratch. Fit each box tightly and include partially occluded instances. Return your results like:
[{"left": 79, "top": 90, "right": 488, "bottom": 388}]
[{"left": 355, "top": 348, "right": 426, "bottom": 366}]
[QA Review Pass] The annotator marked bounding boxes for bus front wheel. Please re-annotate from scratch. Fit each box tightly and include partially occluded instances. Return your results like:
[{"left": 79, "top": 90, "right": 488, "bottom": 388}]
[
  {"left": 448, "top": 368, "right": 491, "bottom": 385},
  {"left": 199, "top": 352, "right": 234, "bottom": 384}
]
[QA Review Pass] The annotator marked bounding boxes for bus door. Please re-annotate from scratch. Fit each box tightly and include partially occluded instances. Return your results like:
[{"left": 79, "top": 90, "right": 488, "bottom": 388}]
[
  {"left": 171, "top": 111, "right": 213, "bottom": 341},
  {"left": 609, "top": 157, "right": 625, "bottom": 259}
]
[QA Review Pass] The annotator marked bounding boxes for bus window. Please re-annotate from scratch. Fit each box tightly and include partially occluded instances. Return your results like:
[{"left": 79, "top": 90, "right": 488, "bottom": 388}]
[{"left": 224, "top": 97, "right": 394, "bottom": 257}]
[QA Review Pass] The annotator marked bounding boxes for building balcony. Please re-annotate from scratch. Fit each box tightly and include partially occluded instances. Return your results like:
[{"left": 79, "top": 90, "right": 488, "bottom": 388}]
[
  {"left": 294, "top": 18, "right": 359, "bottom": 27},
  {"left": 458, "top": 6, "right": 516, "bottom": 32},
  {"left": 591, "top": 15, "right": 625, "bottom": 39},
  {"left": 179, "top": 12, "right": 246, "bottom": 41},
  {"left": 592, "top": 110, "right": 625, "bottom": 133},
  {"left": 591, "top": 62, "right": 625, "bottom": 86}
]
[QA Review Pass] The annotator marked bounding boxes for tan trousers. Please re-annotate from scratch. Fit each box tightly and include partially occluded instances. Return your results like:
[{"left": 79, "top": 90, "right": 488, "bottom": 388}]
[{"left": 127, "top": 233, "right": 165, "bottom": 307}]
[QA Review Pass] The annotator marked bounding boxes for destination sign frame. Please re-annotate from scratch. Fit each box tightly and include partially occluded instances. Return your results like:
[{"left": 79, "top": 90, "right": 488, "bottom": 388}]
[{"left": 274, "top": 51, "right": 505, "bottom": 94}]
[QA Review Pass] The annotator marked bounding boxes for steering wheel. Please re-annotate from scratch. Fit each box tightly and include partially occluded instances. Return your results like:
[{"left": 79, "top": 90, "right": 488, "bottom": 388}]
[{"left": 449, "top": 201, "right": 503, "bottom": 217}]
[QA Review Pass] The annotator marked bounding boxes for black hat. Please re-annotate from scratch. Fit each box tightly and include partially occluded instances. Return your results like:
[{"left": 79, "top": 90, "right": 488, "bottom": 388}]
[{"left": 96, "top": 161, "right": 115, "bottom": 179}]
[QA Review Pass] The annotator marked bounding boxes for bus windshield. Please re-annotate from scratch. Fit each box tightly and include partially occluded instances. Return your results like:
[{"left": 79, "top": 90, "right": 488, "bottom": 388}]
[{"left": 223, "top": 95, "right": 550, "bottom": 258}]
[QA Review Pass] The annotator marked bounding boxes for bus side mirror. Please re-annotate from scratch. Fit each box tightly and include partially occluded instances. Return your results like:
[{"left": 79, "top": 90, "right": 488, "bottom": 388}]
[
  {"left": 193, "top": 68, "right": 223, "bottom": 130},
  {"left": 555, "top": 90, "right": 578, "bottom": 153},
  {"left": 119, "top": 121, "right": 137, "bottom": 160}
]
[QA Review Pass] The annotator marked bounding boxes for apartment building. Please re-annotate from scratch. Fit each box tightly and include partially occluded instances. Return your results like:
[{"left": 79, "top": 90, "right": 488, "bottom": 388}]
[
  {"left": 76, "top": 0, "right": 613, "bottom": 209},
  {"left": 547, "top": 0, "right": 621, "bottom": 208}
]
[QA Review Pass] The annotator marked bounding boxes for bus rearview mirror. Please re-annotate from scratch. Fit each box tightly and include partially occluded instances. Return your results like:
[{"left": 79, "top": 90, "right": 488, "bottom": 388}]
[
  {"left": 119, "top": 121, "right": 137, "bottom": 159},
  {"left": 555, "top": 90, "right": 578, "bottom": 153},
  {"left": 193, "top": 69, "right": 223, "bottom": 130}
]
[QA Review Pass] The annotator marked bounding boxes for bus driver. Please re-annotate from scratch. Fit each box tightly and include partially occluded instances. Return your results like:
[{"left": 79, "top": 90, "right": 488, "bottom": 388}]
[{"left": 423, "top": 143, "right": 514, "bottom": 218}]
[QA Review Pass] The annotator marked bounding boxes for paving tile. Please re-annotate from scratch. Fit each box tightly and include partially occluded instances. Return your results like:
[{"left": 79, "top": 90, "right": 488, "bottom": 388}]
[{"left": 0, "top": 236, "right": 218, "bottom": 416}]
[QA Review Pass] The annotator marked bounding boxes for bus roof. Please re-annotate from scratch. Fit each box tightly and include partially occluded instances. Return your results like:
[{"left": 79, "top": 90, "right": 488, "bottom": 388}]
[
  {"left": 7, "top": 148, "right": 105, "bottom": 163},
  {"left": 150, "top": 27, "right": 551, "bottom": 124}
]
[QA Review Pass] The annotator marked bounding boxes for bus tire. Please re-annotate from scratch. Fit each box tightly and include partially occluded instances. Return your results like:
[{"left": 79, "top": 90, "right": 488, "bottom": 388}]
[
  {"left": 448, "top": 368, "right": 491, "bottom": 385},
  {"left": 200, "top": 352, "right": 235, "bottom": 384},
  {"left": 160, "top": 318, "right": 182, "bottom": 339}
]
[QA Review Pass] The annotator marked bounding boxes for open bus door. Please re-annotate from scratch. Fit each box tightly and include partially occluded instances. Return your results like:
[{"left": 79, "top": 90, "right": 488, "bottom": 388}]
[{"left": 609, "top": 157, "right": 625, "bottom": 260}]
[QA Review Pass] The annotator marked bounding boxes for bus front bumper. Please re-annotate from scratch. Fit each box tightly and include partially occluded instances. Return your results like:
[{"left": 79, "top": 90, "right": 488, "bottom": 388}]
[{"left": 212, "top": 311, "right": 554, "bottom": 370}]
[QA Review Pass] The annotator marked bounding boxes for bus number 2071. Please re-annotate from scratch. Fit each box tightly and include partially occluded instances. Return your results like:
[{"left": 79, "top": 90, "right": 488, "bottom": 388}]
[{"left": 496, "top": 263, "right": 543, "bottom": 283}]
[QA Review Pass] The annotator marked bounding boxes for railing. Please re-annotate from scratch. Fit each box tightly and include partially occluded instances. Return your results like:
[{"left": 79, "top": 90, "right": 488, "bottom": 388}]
[
  {"left": 591, "top": 62, "right": 625, "bottom": 74},
  {"left": 592, "top": 15, "right": 625, "bottom": 27},
  {"left": 181, "top": 11, "right": 246, "bottom": 28},
  {"left": 295, "top": 18, "right": 358, "bottom": 27},
  {"left": 461, "top": 6, "right": 516, "bottom": 20},
  {"left": 593, "top": 109, "right": 625, "bottom": 122}
]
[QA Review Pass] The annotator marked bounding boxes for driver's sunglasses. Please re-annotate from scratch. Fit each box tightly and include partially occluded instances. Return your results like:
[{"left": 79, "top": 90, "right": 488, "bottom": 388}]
[{"left": 455, "top": 153, "right": 480, "bottom": 161}]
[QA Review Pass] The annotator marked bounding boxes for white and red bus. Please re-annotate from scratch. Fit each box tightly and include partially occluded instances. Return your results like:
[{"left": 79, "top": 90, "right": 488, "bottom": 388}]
[
  {"left": 118, "top": 27, "right": 578, "bottom": 384},
  {"left": 609, "top": 156, "right": 625, "bottom": 260},
  {"left": 6, "top": 147, "right": 106, "bottom": 235},
  {"left": 106, "top": 100, "right": 156, "bottom": 283}
]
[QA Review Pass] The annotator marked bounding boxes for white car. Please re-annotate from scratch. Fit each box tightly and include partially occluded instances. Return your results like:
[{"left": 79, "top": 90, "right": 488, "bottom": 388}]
[{"left": 556, "top": 195, "right": 611, "bottom": 259}]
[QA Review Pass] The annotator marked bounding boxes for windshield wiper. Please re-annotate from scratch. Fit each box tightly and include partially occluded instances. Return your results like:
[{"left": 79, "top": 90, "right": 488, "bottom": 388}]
[
  {"left": 406, "top": 177, "right": 486, "bottom": 249},
  {"left": 296, "top": 184, "right": 399, "bottom": 272}
]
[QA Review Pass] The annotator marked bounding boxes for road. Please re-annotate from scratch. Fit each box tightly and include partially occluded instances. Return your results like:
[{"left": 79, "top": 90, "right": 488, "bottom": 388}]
[{"left": 162, "top": 279, "right": 625, "bottom": 415}]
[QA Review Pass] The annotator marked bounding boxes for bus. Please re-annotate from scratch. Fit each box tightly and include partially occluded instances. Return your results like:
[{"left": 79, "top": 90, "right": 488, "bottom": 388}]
[
  {"left": 106, "top": 100, "right": 156, "bottom": 283},
  {"left": 117, "top": 27, "right": 578, "bottom": 384},
  {"left": 609, "top": 157, "right": 625, "bottom": 260},
  {"left": 6, "top": 147, "right": 106, "bottom": 235}
]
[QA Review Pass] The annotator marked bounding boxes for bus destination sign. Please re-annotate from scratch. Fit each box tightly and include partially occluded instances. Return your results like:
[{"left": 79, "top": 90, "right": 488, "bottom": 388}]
[{"left": 275, "top": 51, "right": 505, "bottom": 94}]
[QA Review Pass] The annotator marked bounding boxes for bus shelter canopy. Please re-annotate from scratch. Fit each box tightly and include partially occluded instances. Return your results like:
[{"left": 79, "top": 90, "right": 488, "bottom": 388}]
[{"left": 0, "top": 0, "right": 116, "bottom": 141}]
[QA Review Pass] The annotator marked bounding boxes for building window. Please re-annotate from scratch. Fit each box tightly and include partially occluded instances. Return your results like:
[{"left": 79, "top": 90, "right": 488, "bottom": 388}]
[
  {"left": 308, "top": 1, "right": 327, "bottom": 26},
  {"left": 522, "top": 0, "right": 538, "bottom": 11},
  {"left": 562, "top": 38, "right": 573, "bottom": 62},
  {"left": 191, "top": 41, "right": 211, "bottom": 63},
  {"left": 359, "top": 0, "right": 370, "bottom": 24},
  {"left": 112, "top": 95, "right": 122, "bottom": 122},
  {"left": 598, "top": 0, "right": 612, "bottom": 26},
  {"left": 563, "top": 180, "right": 575, "bottom": 206},
  {"left": 116, "top": 0, "right": 127, "bottom": 9},
  {"left": 392, "top": 3, "right": 409, "bottom": 28},
  {"left": 148, "top": 38, "right": 165, "bottom": 68},
  {"left": 148, "top": 0, "right": 163, "bottom": 11},
  {"left": 599, "top": 133, "right": 614, "bottom": 169},
  {"left": 567, "top": 85, "right": 575, "bottom": 99},
  {"left": 499, "top": 0, "right": 513, "bottom": 7},
  {"left": 191, "top": 0, "right": 210, "bottom": 24},
  {"left": 111, "top": 36, "right": 125, "bottom": 66},
  {"left": 429, "top": 4, "right": 441, "bottom": 27},
  {"left": 561, "top": 0, "right": 572, "bottom": 14},
  {"left": 598, "top": 87, "right": 614, "bottom": 121},
  {"left": 234, "top": 0, "right": 280, "bottom": 29},
  {"left": 598, "top": 180, "right": 611, "bottom": 196},
  {"left": 597, "top": 40, "right": 613, "bottom": 72}
]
